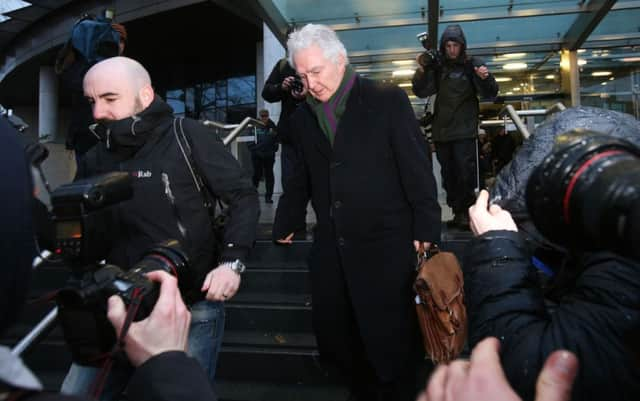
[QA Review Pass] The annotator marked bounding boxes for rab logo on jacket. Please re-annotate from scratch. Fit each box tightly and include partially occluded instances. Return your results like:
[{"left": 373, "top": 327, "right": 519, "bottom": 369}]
[{"left": 131, "top": 170, "right": 152, "bottom": 178}]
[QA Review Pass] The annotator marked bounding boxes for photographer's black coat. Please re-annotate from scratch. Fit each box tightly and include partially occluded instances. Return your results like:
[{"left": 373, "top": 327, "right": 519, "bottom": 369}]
[
  {"left": 464, "top": 230, "right": 640, "bottom": 401},
  {"left": 273, "top": 76, "right": 441, "bottom": 383},
  {"left": 77, "top": 97, "right": 259, "bottom": 302},
  {"left": 262, "top": 58, "right": 304, "bottom": 145}
]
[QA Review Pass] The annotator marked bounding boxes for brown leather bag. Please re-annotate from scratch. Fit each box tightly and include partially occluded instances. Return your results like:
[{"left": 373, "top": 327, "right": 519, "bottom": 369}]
[{"left": 413, "top": 245, "right": 467, "bottom": 363}]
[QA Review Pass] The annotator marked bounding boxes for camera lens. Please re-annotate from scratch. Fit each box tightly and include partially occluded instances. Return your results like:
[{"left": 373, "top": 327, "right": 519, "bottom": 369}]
[
  {"left": 131, "top": 239, "right": 188, "bottom": 278},
  {"left": 526, "top": 130, "right": 640, "bottom": 258}
]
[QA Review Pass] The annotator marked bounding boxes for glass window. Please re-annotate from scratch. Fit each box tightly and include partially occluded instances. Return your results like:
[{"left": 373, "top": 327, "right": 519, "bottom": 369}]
[{"left": 164, "top": 75, "right": 256, "bottom": 122}]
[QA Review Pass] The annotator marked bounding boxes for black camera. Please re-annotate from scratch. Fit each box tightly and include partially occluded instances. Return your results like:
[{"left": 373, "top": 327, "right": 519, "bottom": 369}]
[
  {"left": 50, "top": 172, "right": 190, "bottom": 364},
  {"left": 290, "top": 76, "right": 305, "bottom": 94},
  {"left": 416, "top": 31, "right": 441, "bottom": 68},
  {"left": 526, "top": 130, "right": 640, "bottom": 261},
  {"left": 51, "top": 172, "right": 132, "bottom": 270}
]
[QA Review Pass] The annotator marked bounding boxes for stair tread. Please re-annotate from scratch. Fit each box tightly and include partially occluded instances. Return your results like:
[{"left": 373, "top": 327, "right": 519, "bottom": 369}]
[
  {"left": 216, "top": 379, "right": 349, "bottom": 401},
  {"left": 230, "top": 292, "right": 311, "bottom": 306},
  {"left": 223, "top": 330, "right": 316, "bottom": 349}
]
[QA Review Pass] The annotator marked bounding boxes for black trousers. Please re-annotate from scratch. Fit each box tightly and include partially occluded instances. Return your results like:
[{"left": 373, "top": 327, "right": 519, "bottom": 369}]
[
  {"left": 251, "top": 154, "right": 275, "bottom": 198},
  {"left": 312, "top": 250, "right": 420, "bottom": 401},
  {"left": 435, "top": 138, "right": 478, "bottom": 215}
]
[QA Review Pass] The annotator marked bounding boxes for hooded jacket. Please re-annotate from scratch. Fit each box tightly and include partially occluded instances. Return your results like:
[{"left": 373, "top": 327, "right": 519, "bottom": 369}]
[
  {"left": 78, "top": 97, "right": 259, "bottom": 302},
  {"left": 412, "top": 24, "right": 498, "bottom": 142}
]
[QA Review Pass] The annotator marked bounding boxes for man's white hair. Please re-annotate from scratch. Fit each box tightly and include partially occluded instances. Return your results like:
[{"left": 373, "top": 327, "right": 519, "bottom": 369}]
[{"left": 287, "top": 24, "right": 349, "bottom": 69}]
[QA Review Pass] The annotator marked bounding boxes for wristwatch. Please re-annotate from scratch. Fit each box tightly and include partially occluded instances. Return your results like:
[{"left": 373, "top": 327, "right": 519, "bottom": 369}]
[{"left": 225, "top": 259, "right": 246, "bottom": 275}]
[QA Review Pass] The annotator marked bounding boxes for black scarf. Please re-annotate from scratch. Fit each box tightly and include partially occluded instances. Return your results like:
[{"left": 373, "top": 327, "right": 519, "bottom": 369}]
[{"left": 89, "top": 97, "right": 173, "bottom": 158}]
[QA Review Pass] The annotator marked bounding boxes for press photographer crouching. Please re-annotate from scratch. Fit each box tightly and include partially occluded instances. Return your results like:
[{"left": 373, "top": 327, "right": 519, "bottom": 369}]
[
  {"left": 0, "top": 114, "right": 216, "bottom": 401},
  {"left": 463, "top": 106, "right": 640, "bottom": 401}
]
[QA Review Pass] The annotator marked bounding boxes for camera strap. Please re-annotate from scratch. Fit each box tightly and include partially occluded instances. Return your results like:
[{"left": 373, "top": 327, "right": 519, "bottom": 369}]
[{"left": 90, "top": 287, "right": 145, "bottom": 399}]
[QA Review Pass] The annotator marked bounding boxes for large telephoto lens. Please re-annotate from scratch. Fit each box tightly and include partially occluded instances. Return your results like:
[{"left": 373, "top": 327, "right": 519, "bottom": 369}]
[{"left": 526, "top": 130, "right": 640, "bottom": 260}]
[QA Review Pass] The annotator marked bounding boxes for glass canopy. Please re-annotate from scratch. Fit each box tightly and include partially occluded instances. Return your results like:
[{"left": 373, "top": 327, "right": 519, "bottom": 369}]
[
  {"left": 262, "top": 0, "right": 640, "bottom": 115},
  {"left": 0, "top": 0, "right": 31, "bottom": 23}
]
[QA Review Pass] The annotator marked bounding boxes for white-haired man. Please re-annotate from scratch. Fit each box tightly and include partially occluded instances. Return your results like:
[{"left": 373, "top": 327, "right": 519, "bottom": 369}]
[
  {"left": 273, "top": 24, "right": 441, "bottom": 401},
  {"left": 60, "top": 56, "right": 259, "bottom": 399}
]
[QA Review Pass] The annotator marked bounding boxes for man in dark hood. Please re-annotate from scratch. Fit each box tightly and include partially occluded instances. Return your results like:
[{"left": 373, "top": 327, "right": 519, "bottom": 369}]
[
  {"left": 413, "top": 24, "right": 498, "bottom": 229},
  {"left": 463, "top": 107, "right": 640, "bottom": 401},
  {"left": 60, "top": 57, "right": 259, "bottom": 398}
]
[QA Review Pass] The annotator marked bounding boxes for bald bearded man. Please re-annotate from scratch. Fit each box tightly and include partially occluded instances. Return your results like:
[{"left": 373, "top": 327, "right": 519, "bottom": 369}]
[{"left": 60, "top": 57, "right": 259, "bottom": 399}]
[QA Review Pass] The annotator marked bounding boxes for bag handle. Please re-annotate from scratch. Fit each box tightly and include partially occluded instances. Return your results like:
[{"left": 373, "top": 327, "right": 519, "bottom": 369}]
[{"left": 416, "top": 243, "right": 440, "bottom": 270}]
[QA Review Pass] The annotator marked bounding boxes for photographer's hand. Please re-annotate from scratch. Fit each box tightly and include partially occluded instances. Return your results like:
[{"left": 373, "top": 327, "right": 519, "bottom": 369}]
[
  {"left": 468, "top": 190, "right": 518, "bottom": 236},
  {"left": 474, "top": 65, "right": 490, "bottom": 80},
  {"left": 201, "top": 263, "right": 241, "bottom": 301},
  {"left": 414, "top": 240, "right": 432, "bottom": 253},
  {"left": 282, "top": 76, "right": 295, "bottom": 91},
  {"left": 292, "top": 84, "right": 308, "bottom": 100},
  {"left": 107, "top": 271, "right": 191, "bottom": 367},
  {"left": 417, "top": 337, "right": 578, "bottom": 401}
]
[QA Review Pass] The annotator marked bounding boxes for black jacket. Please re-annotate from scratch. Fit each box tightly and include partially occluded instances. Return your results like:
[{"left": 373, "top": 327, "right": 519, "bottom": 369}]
[
  {"left": 273, "top": 77, "right": 441, "bottom": 381},
  {"left": 412, "top": 24, "right": 498, "bottom": 142},
  {"left": 464, "top": 230, "right": 640, "bottom": 401},
  {"left": 0, "top": 117, "right": 37, "bottom": 333},
  {"left": 261, "top": 58, "right": 304, "bottom": 145},
  {"left": 2, "top": 350, "right": 216, "bottom": 401},
  {"left": 249, "top": 118, "right": 278, "bottom": 158},
  {"left": 78, "top": 97, "right": 259, "bottom": 302}
]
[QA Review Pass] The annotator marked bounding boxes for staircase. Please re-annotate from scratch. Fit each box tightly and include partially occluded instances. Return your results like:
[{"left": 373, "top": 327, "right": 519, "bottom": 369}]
[{"left": 2, "top": 225, "right": 471, "bottom": 401}]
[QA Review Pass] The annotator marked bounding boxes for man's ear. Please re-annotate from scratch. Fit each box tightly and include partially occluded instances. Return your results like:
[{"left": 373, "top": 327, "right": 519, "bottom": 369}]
[{"left": 139, "top": 84, "right": 154, "bottom": 108}]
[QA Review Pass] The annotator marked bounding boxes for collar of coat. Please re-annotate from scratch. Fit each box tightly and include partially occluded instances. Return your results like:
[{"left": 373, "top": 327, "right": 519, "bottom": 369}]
[{"left": 90, "top": 96, "right": 173, "bottom": 157}]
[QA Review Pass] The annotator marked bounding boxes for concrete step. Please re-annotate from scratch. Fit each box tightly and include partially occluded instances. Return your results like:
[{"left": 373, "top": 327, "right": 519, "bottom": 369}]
[
  {"left": 225, "top": 302, "right": 312, "bottom": 333},
  {"left": 241, "top": 269, "right": 310, "bottom": 295},
  {"left": 216, "top": 379, "right": 349, "bottom": 401},
  {"left": 247, "top": 241, "right": 311, "bottom": 268}
]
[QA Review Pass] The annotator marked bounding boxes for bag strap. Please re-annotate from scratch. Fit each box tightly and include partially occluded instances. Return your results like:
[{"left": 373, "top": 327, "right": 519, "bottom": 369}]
[
  {"left": 173, "top": 118, "right": 204, "bottom": 191},
  {"left": 172, "top": 117, "right": 218, "bottom": 213}
]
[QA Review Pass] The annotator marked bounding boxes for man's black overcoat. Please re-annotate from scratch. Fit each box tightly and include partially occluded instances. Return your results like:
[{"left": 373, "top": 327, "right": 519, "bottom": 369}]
[{"left": 273, "top": 77, "right": 441, "bottom": 381}]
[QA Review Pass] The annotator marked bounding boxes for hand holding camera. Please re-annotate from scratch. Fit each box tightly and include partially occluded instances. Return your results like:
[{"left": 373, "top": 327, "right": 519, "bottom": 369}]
[
  {"left": 416, "top": 31, "right": 441, "bottom": 69},
  {"left": 282, "top": 75, "right": 307, "bottom": 99},
  {"left": 468, "top": 190, "right": 518, "bottom": 236},
  {"left": 107, "top": 270, "right": 191, "bottom": 367}
]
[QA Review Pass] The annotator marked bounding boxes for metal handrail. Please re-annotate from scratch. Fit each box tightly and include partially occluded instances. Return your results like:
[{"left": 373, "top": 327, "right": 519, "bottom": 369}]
[
  {"left": 546, "top": 102, "right": 567, "bottom": 114},
  {"left": 498, "top": 104, "right": 531, "bottom": 139},
  {"left": 202, "top": 117, "right": 265, "bottom": 146},
  {"left": 494, "top": 102, "right": 567, "bottom": 139}
]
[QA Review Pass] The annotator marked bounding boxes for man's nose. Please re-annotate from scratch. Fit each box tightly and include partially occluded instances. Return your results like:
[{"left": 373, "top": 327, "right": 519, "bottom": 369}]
[
  {"left": 92, "top": 102, "right": 107, "bottom": 121},
  {"left": 307, "top": 77, "right": 317, "bottom": 91}
]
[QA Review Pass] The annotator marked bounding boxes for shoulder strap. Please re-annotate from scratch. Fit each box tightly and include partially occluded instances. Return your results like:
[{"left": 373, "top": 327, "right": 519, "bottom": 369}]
[
  {"left": 172, "top": 118, "right": 216, "bottom": 212},
  {"left": 173, "top": 117, "right": 204, "bottom": 192}
]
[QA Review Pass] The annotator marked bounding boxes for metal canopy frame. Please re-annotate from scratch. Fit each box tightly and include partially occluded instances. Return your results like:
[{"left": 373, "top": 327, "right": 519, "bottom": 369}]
[
  {"left": 251, "top": 0, "right": 639, "bottom": 58},
  {"left": 563, "top": 0, "right": 617, "bottom": 50}
]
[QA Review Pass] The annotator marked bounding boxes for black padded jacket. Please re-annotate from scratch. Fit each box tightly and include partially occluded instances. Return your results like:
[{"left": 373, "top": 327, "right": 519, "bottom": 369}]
[
  {"left": 464, "top": 230, "right": 640, "bottom": 401},
  {"left": 78, "top": 97, "right": 259, "bottom": 303}
]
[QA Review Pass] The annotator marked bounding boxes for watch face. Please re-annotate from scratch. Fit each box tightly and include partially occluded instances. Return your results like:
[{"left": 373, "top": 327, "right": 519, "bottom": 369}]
[{"left": 232, "top": 260, "right": 246, "bottom": 273}]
